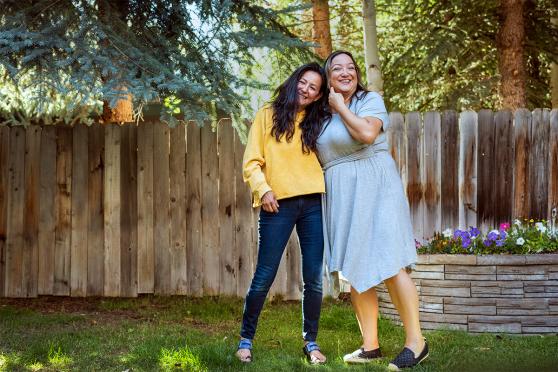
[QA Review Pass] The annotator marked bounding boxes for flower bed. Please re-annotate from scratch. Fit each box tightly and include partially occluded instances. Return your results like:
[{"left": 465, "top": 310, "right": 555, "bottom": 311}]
[{"left": 377, "top": 220, "right": 558, "bottom": 335}]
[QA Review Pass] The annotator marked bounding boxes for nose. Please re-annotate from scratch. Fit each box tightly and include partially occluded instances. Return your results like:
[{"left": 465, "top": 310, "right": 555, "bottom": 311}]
[{"left": 300, "top": 83, "right": 309, "bottom": 93}]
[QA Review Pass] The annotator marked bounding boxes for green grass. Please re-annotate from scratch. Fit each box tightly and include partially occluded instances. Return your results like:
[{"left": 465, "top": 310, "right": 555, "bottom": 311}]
[{"left": 1, "top": 296, "right": 557, "bottom": 371}]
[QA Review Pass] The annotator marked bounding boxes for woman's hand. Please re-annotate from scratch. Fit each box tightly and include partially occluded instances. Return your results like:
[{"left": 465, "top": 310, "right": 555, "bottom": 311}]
[
  {"left": 261, "top": 191, "right": 280, "bottom": 213},
  {"left": 328, "top": 87, "right": 346, "bottom": 113}
]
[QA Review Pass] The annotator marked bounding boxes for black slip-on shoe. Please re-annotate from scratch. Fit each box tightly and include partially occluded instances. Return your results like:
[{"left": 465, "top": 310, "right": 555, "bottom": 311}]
[{"left": 388, "top": 340, "right": 429, "bottom": 370}]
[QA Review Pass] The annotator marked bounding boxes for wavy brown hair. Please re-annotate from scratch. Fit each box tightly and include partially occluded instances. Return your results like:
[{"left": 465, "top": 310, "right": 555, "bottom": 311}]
[{"left": 271, "top": 62, "right": 331, "bottom": 153}]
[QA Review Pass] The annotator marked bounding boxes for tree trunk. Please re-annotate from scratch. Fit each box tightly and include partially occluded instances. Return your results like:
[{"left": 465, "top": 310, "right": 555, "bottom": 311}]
[
  {"left": 362, "top": 0, "right": 383, "bottom": 93},
  {"left": 497, "top": 0, "right": 527, "bottom": 110},
  {"left": 98, "top": 0, "right": 133, "bottom": 123},
  {"left": 311, "top": 0, "right": 332, "bottom": 59},
  {"left": 552, "top": 17, "right": 558, "bottom": 108}
]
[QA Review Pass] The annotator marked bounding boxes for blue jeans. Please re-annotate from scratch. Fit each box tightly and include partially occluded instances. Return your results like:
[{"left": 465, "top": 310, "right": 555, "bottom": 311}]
[{"left": 240, "top": 193, "right": 324, "bottom": 342}]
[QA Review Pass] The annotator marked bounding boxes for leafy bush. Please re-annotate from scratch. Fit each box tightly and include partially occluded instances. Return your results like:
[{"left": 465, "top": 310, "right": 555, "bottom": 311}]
[{"left": 417, "top": 219, "right": 558, "bottom": 255}]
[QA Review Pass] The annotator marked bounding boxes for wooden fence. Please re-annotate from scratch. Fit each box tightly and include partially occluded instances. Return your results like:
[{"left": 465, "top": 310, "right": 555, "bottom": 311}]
[{"left": 0, "top": 109, "right": 557, "bottom": 298}]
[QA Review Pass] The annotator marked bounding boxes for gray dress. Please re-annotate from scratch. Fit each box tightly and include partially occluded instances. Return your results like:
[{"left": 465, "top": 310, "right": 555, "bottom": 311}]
[{"left": 316, "top": 91, "right": 417, "bottom": 293}]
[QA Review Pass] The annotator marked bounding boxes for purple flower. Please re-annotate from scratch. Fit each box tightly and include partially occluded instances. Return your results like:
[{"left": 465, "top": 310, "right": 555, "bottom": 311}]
[
  {"left": 487, "top": 231, "right": 499, "bottom": 241},
  {"left": 495, "top": 239, "right": 505, "bottom": 247},
  {"left": 483, "top": 239, "right": 492, "bottom": 247},
  {"left": 454, "top": 230, "right": 470, "bottom": 240},
  {"left": 469, "top": 227, "right": 481, "bottom": 238},
  {"left": 461, "top": 238, "right": 472, "bottom": 248},
  {"left": 499, "top": 231, "right": 507, "bottom": 239}
]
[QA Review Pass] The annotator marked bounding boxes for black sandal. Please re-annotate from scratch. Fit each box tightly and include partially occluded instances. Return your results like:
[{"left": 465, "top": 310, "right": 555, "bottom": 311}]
[{"left": 303, "top": 341, "right": 326, "bottom": 365}]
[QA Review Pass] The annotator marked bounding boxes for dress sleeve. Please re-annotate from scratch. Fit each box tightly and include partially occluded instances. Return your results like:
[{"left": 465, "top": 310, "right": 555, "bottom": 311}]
[
  {"left": 242, "top": 108, "right": 272, "bottom": 206},
  {"left": 356, "top": 92, "right": 390, "bottom": 131}
]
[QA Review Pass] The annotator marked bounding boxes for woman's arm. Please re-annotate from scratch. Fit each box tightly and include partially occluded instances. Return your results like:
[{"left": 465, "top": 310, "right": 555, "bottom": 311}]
[
  {"left": 329, "top": 88, "right": 383, "bottom": 145},
  {"left": 242, "top": 109, "right": 279, "bottom": 212}
]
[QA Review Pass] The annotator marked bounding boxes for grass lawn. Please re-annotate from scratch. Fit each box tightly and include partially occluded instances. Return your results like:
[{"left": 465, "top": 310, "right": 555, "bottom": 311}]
[{"left": 0, "top": 296, "right": 557, "bottom": 371}]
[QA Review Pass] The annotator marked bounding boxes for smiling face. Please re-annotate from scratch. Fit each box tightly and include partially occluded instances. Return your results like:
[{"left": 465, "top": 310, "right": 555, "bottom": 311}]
[
  {"left": 297, "top": 70, "right": 323, "bottom": 109},
  {"left": 328, "top": 53, "right": 358, "bottom": 97}
]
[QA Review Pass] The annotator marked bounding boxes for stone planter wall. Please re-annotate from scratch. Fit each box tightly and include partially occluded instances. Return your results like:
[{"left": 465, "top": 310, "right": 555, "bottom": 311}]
[{"left": 377, "top": 254, "right": 558, "bottom": 334}]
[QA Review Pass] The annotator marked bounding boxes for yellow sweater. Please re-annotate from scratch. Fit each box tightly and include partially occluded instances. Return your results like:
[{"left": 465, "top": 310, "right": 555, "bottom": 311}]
[{"left": 243, "top": 106, "right": 325, "bottom": 207}]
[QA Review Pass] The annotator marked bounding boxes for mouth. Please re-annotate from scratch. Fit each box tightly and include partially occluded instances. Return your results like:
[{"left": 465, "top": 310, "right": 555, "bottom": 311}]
[
  {"left": 339, "top": 79, "right": 352, "bottom": 85},
  {"left": 298, "top": 92, "right": 308, "bottom": 100}
]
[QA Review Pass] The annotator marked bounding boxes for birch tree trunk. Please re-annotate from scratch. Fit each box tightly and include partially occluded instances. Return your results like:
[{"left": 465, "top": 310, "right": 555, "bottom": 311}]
[
  {"left": 552, "top": 17, "right": 558, "bottom": 108},
  {"left": 362, "top": 0, "right": 383, "bottom": 93},
  {"left": 311, "top": 0, "right": 332, "bottom": 59},
  {"left": 496, "top": 0, "right": 527, "bottom": 110}
]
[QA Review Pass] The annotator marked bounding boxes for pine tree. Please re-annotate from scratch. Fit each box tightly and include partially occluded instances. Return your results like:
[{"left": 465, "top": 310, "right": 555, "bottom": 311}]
[{"left": 0, "top": 0, "right": 312, "bottom": 125}]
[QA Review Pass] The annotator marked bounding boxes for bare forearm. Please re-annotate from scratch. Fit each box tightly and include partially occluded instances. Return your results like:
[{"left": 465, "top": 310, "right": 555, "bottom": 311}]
[{"left": 337, "top": 105, "right": 382, "bottom": 144}]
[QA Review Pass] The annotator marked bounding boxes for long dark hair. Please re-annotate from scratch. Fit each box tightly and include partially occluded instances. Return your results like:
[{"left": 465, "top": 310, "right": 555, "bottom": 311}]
[
  {"left": 324, "top": 50, "right": 368, "bottom": 102},
  {"left": 271, "top": 62, "right": 331, "bottom": 153}
]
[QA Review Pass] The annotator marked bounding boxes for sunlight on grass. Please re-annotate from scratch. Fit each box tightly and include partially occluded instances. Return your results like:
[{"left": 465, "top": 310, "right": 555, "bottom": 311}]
[
  {"left": 0, "top": 354, "right": 6, "bottom": 371},
  {"left": 159, "top": 346, "right": 207, "bottom": 371},
  {"left": 27, "top": 361, "right": 44, "bottom": 371},
  {"left": 47, "top": 344, "right": 72, "bottom": 370}
]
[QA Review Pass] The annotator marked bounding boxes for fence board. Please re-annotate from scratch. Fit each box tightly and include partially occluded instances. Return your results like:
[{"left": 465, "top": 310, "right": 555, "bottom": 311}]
[
  {"left": 0, "top": 126, "right": 9, "bottom": 297},
  {"left": 23, "top": 126, "right": 41, "bottom": 298},
  {"left": 186, "top": 123, "right": 203, "bottom": 296},
  {"left": 234, "top": 133, "right": 253, "bottom": 297},
  {"left": 422, "top": 112, "right": 441, "bottom": 239},
  {"left": 6, "top": 127, "right": 25, "bottom": 297},
  {"left": 170, "top": 124, "right": 187, "bottom": 294},
  {"left": 38, "top": 126, "right": 56, "bottom": 295},
  {"left": 388, "top": 112, "right": 406, "bottom": 184},
  {"left": 218, "top": 120, "right": 236, "bottom": 296},
  {"left": 494, "top": 110, "right": 514, "bottom": 225},
  {"left": 441, "top": 110, "right": 459, "bottom": 231},
  {"left": 54, "top": 126, "right": 72, "bottom": 296},
  {"left": 513, "top": 109, "right": 531, "bottom": 220},
  {"left": 458, "top": 111, "right": 477, "bottom": 230},
  {"left": 137, "top": 122, "right": 154, "bottom": 293},
  {"left": 87, "top": 124, "right": 104, "bottom": 296},
  {"left": 201, "top": 125, "right": 220, "bottom": 295},
  {"left": 477, "top": 110, "right": 495, "bottom": 232},
  {"left": 529, "top": 109, "right": 550, "bottom": 219},
  {"left": 70, "top": 124, "right": 88, "bottom": 297},
  {"left": 153, "top": 121, "right": 171, "bottom": 295},
  {"left": 405, "top": 112, "right": 424, "bottom": 239},
  {"left": 120, "top": 125, "right": 138, "bottom": 297},
  {"left": 549, "top": 110, "right": 558, "bottom": 219},
  {"left": 103, "top": 124, "right": 121, "bottom": 297}
]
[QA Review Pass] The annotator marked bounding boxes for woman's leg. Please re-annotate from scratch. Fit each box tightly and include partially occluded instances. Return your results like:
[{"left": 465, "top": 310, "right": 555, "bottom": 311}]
[
  {"left": 384, "top": 269, "right": 424, "bottom": 356},
  {"left": 350, "top": 286, "right": 380, "bottom": 350},
  {"left": 237, "top": 204, "right": 297, "bottom": 360},
  {"left": 296, "top": 194, "right": 325, "bottom": 362}
]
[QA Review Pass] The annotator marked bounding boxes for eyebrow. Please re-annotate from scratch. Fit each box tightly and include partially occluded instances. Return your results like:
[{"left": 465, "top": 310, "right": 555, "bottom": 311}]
[{"left": 331, "top": 63, "right": 355, "bottom": 68}]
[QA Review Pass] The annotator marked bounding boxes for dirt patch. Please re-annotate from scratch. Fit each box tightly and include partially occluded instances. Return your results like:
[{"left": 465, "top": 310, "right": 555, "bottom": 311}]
[
  {"left": 0, "top": 296, "right": 148, "bottom": 323},
  {"left": 0, "top": 296, "right": 224, "bottom": 332}
]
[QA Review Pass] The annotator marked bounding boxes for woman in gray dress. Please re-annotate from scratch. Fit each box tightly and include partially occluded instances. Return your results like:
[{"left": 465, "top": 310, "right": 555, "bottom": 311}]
[{"left": 316, "top": 50, "right": 428, "bottom": 370}]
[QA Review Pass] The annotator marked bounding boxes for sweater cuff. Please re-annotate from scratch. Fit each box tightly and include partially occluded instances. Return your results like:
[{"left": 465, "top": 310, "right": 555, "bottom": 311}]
[{"left": 252, "top": 184, "right": 272, "bottom": 208}]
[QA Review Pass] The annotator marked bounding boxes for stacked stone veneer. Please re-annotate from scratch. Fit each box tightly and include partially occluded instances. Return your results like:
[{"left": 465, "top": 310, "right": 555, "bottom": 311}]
[{"left": 377, "top": 254, "right": 558, "bottom": 334}]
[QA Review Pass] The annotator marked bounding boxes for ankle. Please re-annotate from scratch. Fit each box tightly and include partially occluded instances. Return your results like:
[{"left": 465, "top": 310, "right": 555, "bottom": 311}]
[
  {"left": 362, "top": 342, "right": 380, "bottom": 351},
  {"left": 405, "top": 337, "right": 425, "bottom": 357}
]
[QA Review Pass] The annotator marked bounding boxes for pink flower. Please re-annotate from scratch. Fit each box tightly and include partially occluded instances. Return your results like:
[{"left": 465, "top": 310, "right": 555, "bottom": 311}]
[
  {"left": 415, "top": 239, "right": 422, "bottom": 249},
  {"left": 499, "top": 222, "right": 510, "bottom": 231}
]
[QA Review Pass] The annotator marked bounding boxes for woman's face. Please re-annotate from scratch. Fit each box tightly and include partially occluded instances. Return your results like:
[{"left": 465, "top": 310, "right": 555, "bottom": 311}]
[
  {"left": 329, "top": 53, "right": 357, "bottom": 96},
  {"left": 297, "top": 70, "right": 323, "bottom": 109}
]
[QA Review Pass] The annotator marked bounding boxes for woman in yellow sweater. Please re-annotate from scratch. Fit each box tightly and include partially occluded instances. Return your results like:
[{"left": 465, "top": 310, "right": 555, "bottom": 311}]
[{"left": 236, "top": 63, "right": 330, "bottom": 364}]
